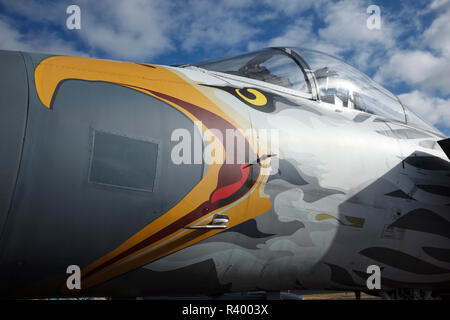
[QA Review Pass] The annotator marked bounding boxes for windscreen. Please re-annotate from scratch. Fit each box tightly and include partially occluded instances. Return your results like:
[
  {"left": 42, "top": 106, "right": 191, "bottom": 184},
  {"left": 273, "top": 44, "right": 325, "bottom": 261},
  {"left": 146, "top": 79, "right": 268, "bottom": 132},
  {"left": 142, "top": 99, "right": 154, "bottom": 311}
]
[{"left": 191, "top": 49, "right": 311, "bottom": 94}]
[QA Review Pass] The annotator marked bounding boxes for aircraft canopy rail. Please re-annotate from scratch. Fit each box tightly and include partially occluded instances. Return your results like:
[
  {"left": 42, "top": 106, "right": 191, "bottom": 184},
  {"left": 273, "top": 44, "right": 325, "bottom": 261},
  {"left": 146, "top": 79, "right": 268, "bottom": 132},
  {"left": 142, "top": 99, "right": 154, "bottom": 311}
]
[{"left": 188, "top": 47, "right": 440, "bottom": 133}]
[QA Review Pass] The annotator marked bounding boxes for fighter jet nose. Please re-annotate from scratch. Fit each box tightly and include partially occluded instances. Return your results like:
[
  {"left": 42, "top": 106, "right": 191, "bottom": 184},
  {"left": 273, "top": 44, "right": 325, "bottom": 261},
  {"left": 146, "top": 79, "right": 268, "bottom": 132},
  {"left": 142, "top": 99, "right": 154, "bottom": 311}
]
[{"left": 0, "top": 50, "right": 29, "bottom": 224}]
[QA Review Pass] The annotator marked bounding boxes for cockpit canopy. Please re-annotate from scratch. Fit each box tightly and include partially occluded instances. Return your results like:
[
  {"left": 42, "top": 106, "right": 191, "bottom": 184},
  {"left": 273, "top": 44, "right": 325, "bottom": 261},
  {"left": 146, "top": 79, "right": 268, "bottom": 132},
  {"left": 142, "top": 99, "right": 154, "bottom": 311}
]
[
  {"left": 189, "top": 47, "right": 438, "bottom": 133},
  {"left": 192, "top": 48, "right": 312, "bottom": 94}
]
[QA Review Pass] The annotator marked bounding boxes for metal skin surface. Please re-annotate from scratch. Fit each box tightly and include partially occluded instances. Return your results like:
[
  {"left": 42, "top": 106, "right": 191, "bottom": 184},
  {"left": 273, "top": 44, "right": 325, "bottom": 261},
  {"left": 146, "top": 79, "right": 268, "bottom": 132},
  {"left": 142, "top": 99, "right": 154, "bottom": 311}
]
[{"left": 0, "top": 49, "right": 449, "bottom": 298}]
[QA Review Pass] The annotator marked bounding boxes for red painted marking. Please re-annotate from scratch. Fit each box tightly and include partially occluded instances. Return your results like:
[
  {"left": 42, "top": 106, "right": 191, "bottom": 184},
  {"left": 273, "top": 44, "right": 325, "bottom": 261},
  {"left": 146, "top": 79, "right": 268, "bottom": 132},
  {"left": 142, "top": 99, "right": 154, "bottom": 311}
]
[{"left": 210, "top": 164, "right": 250, "bottom": 203}]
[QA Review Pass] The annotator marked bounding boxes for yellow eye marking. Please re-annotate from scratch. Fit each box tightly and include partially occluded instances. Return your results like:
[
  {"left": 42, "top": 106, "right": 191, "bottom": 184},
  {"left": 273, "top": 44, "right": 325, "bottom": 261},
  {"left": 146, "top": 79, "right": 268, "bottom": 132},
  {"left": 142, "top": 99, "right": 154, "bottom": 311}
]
[{"left": 235, "top": 88, "right": 267, "bottom": 106}]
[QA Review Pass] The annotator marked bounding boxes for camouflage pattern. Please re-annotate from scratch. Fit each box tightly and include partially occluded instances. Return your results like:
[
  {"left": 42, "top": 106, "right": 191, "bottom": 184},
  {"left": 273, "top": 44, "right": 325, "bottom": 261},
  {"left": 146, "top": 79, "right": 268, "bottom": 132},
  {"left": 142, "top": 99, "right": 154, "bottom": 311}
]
[{"left": 144, "top": 66, "right": 450, "bottom": 294}]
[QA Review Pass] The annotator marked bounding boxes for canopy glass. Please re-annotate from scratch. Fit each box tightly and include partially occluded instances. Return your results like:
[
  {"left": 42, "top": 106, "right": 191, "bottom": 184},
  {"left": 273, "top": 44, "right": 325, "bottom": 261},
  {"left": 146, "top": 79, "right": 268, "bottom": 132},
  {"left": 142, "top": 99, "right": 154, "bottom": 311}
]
[{"left": 189, "top": 47, "right": 440, "bottom": 134}]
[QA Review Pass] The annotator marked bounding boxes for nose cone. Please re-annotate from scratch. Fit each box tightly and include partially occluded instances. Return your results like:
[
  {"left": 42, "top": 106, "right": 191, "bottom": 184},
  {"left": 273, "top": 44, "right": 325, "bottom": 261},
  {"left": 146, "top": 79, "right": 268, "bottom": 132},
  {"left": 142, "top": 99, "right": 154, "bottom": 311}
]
[{"left": 0, "top": 50, "right": 28, "bottom": 231}]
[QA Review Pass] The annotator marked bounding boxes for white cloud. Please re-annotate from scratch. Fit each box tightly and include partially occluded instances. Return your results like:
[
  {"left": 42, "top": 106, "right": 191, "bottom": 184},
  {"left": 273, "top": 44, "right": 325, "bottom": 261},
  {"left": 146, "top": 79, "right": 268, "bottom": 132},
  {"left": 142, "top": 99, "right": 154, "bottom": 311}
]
[
  {"left": 247, "top": 15, "right": 341, "bottom": 55},
  {"left": 248, "top": 0, "right": 399, "bottom": 76},
  {"left": 422, "top": 7, "right": 450, "bottom": 55},
  {"left": 375, "top": 6, "right": 450, "bottom": 97},
  {"left": 399, "top": 90, "right": 450, "bottom": 128},
  {"left": 0, "top": 0, "right": 264, "bottom": 60},
  {"left": 374, "top": 50, "right": 449, "bottom": 94},
  {"left": 0, "top": 15, "right": 84, "bottom": 56},
  {"left": 77, "top": 0, "right": 174, "bottom": 60},
  {"left": 0, "top": 18, "right": 27, "bottom": 49},
  {"left": 425, "top": 0, "right": 450, "bottom": 12},
  {"left": 1, "top": 0, "right": 172, "bottom": 59},
  {"left": 318, "top": 0, "right": 395, "bottom": 49},
  {"left": 0, "top": 1, "right": 81, "bottom": 56},
  {"left": 263, "top": 0, "right": 320, "bottom": 15},
  {"left": 177, "top": 0, "right": 258, "bottom": 53},
  {"left": 0, "top": 0, "right": 67, "bottom": 23},
  {"left": 0, "top": 0, "right": 179, "bottom": 60},
  {"left": 262, "top": 19, "right": 318, "bottom": 49}
]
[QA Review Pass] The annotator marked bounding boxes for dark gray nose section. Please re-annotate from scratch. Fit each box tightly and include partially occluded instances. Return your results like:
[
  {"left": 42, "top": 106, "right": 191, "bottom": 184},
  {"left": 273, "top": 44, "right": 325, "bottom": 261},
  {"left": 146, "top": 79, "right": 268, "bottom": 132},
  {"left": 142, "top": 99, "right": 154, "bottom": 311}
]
[{"left": 0, "top": 51, "right": 28, "bottom": 235}]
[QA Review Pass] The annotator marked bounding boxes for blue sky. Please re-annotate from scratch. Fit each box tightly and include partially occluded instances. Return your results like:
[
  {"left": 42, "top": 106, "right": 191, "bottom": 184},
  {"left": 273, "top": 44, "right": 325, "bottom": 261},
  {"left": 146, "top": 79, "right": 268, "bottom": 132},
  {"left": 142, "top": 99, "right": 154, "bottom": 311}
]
[{"left": 0, "top": 0, "right": 449, "bottom": 135}]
